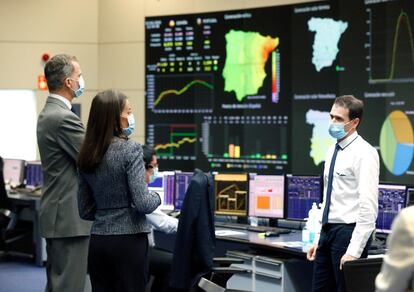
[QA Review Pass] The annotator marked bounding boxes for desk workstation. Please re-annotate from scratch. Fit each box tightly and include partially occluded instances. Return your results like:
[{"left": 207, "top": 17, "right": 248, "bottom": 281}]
[
  {"left": 1, "top": 158, "right": 45, "bottom": 266},
  {"left": 155, "top": 225, "right": 304, "bottom": 256},
  {"left": 6, "top": 190, "right": 44, "bottom": 267},
  {"left": 154, "top": 225, "right": 313, "bottom": 292},
  {"left": 3, "top": 163, "right": 396, "bottom": 262},
  {"left": 3, "top": 179, "right": 389, "bottom": 292},
  {"left": 0, "top": 158, "right": 406, "bottom": 291},
  {"left": 150, "top": 168, "right": 399, "bottom": 291},
  {"left": 0, "top": 159, "right": 404, "bottom": 292}
]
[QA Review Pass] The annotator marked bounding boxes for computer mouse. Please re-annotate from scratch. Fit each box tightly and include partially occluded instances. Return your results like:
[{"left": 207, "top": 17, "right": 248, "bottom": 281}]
[{"left": 264, "top": 231, "right": 279, "bottom": 237}]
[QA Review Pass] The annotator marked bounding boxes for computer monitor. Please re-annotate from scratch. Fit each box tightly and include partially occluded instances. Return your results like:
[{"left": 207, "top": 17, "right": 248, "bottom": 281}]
[
  {"left": 25, "top": 161, "right": 43, "bottom": 189},
  {"left": 3, "top": 158, "right": 25, "bottom": 187},
  {"left": 148, "top": 171, "right": 175, "bottom": 210},
  {"left": 407, "top": 187, "right": 414, "bottom": 207},
  {"left": 214, "top": 173, "right": 248, "bottom": 217},
  {"left": 248, "top": 174, "right": 284, "bottom": 218},
  {"left": 174, "top": 172, "right": 193, "bottom": 211},
  {"left": 286, "top": 175, "right": 322, "bottom": 220},
  {"left": 376, "top": 183, "right": 408, "bottom": 234}
]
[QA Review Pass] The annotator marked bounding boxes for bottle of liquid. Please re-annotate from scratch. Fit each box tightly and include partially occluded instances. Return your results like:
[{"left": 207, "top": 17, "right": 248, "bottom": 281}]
[
  {"left": 307, "top": 202, "right": 318, "bottom": 244},
  {"left": 302, "top": 219, "right": 310, "bottom": 245}
]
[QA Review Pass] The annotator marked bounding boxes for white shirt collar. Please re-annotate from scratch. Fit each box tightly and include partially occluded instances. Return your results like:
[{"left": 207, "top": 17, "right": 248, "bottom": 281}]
[
  {"left": 49, "top": 93, "right": 72, "bottom": 110},
  {"left": 338, "top": 131, "right": 358, "bottom": 150}
]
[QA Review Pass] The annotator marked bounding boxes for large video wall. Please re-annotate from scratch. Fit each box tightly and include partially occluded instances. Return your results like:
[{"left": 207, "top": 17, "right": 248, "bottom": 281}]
[{"left": 145, "top": 0, "right": 414, "bottom": 184}]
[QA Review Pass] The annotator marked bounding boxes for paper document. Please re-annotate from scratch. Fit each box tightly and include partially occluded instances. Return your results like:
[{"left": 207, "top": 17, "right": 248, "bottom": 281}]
[
  {"left": 282, "top": 241, "right": 305, "bottom": 248},
  {"left": 272, "top": 241, "right": 305, "bottom": 248},
  {"left": 215, "top": 230, "right": 246, "bottom": 237}
]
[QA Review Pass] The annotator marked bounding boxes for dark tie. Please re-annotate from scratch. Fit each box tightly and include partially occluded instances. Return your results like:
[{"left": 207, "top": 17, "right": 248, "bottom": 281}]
[{"left": 322, "top": 143, "right": 341, "bottom": 225}]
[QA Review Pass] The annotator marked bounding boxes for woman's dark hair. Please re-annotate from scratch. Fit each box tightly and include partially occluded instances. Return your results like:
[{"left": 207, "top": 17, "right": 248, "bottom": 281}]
[
  {"left": 77, "top": 89, "right": 127, "bottom": 172},
  {"left": 142, "top": 145, "right": 156, "bottom": 170}
]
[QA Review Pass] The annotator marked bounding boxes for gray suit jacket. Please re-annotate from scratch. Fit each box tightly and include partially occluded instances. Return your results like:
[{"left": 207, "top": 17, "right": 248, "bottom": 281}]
[{"left": 37, "top": 96, "right": 92, "bottom": 238}]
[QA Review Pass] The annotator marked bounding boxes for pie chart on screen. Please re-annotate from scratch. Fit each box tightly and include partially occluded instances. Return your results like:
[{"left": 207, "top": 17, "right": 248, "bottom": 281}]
[{"left": 380, "top": 110, "right": 414, "bottom": 176}]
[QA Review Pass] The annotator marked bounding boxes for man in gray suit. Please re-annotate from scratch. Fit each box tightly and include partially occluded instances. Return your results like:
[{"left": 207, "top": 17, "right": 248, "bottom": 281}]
[{"left": 37, "top": 54, "right": 92, "bottom": 292}]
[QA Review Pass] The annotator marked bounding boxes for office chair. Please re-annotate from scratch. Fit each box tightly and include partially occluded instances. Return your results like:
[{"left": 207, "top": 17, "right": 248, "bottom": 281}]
[
  {"left": 169, "top": 169, "right": 250, "bottom": 292},
  {"left": 0, "top": 157, "right": 33, "bottom": 260},
  {"left": 343, "top": 257, "right": 383, "bottom": 292}
]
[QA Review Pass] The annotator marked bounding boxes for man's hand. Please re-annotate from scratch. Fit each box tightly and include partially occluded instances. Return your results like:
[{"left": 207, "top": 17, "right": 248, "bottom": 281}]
[
  {"left": 340, "top": 254, "right": 357, "bottom": 270},
  {"left": 307, "top": 243, "right": 318, "bottom": 261}
]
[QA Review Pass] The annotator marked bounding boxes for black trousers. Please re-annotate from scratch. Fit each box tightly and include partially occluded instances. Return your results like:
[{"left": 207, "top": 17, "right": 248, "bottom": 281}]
[
  {"left": 88, "top": 233, "right": 149, "bottom": 292},
  {"left": 312, "top": 223, "right": 371, "bottom": 292},
  {"left": 148, "top": 247, "right": 173, "bottom": 292}
]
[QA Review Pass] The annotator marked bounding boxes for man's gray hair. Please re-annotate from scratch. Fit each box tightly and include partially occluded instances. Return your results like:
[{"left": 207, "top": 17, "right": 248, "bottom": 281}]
[{"left": 44, "top": 54, "right": 78, "bottom": 91}]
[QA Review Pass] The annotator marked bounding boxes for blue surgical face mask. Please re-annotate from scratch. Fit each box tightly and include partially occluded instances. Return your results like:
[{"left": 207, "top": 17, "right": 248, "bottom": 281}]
[
  {"left": 122, "top": 114, "right": 136, "bottom": 137},
  {"left": 70, "top": 76, "right": 85, "bottom": 98},
  {"left": 328, "top": 120, "right": 352, "bottom": 140},
  {"left": 149, "top": 167, "right": 158, "bottom": 184}
]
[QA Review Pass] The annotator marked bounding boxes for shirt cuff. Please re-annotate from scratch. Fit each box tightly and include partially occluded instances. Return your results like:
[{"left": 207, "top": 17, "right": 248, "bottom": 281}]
[
  {"left": 313, "top": 231, "right": 320, "bottom": 246},
  {"left": 346, "top": 242, "right": 363, "bottom": 258}
]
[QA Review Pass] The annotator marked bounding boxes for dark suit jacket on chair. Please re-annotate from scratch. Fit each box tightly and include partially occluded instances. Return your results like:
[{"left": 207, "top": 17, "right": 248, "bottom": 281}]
[
  {"left": 170, "top": 169, "right": 215, "bottom": 290},
  {"left": 37, "top": 97, "right": 91, "bottom": 238}
]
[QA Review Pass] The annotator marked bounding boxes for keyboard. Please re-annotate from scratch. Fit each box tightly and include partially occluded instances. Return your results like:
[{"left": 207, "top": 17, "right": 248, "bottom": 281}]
[
  {"left": 247, "top": 225, "right": 291, "bottom": 234},
  {"left": 368, "top": 248, "right": 386, "bottom": 255},
  {"left": 214, "top": 222, "right": 249, "bottom": 230},
  {"left": 368, "top": 241, "right": 387, "bottom": 255},
  {"left": 9, "top": 187, "right": 41, "bottom": 197},
  {"left": 215, "top": 222, "right": 291, "bottom": 234}
]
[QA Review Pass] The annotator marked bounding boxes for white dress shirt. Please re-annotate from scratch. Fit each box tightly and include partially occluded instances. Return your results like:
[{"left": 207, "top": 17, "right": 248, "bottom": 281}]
[
  {"left": 146, "top": 207, "right": 178, "bottom": 247},
  {"left": 316, "top": 131, "right": 379, "bottom": 258},
  {"left": 49, "top": 93, "right": 72, "bottom": 110},
  {"left": 375, "top": 206, "right": 414, "bottom": 292},
  {"left": 147, "top": 208, "right": 178, "bottom": 234}
]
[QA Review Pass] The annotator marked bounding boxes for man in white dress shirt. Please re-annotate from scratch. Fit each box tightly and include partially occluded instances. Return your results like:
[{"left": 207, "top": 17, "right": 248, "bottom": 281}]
[
  {"left": 143, "top": 145, "right": 178, "bottom": 292},
  {"left": 307, "top": 95, "right": 380, "bottom": 292}
]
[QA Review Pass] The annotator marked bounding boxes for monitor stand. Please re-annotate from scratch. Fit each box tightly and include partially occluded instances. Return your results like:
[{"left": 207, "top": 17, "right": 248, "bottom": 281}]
[
  {"left": 237, "top": 216, "right": 248, "bottom": 225},
  {"left": 268, "top": 218, "right": 278, "bottom": 228}
]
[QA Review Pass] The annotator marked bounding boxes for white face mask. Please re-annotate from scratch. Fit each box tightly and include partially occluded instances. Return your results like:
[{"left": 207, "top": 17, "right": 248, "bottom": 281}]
[
  {"left": 149, "top": 167, "right": 159, "bottom": 184},
  {"left": 69, "top": 75, "right": 85, "bottom": 98},
  {"left": 122, "top": 114, "right": 135, "bottom": 136},
  {"left": 328, "top": 120, "right": 352, "bottom": 140}
]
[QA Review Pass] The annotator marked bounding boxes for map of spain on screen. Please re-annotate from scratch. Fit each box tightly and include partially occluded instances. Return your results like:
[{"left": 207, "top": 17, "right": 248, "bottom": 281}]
[
  {"left": 308, "top": 17, "right": 348, "bottom": 72},
  {"left": 306, "top": 109, "right": 335, "bottom": 166},
  {"left": 222, "top": 30, "right": 279, "bottom": 101}
]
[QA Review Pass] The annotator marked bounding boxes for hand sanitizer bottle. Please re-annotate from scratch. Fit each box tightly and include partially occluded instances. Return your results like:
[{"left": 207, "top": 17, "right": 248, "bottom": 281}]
[{"left": 302, "top": 219, "right": 310, "bottom": 245}]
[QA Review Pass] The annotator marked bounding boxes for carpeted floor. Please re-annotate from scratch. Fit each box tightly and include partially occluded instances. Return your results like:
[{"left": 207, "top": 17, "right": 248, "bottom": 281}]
[{"left": 0, "top": 260, "right": 46, "bottom": 292}]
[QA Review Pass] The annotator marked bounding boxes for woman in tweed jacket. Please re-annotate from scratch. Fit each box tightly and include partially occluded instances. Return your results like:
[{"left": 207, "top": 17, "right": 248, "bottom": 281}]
[{"left": 77, "top": 89, "right": 160, "bottom": 292}]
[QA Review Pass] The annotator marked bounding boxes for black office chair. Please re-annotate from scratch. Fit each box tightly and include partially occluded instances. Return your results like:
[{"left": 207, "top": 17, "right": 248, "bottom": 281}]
[
  {"left": 0, "top": 157, "right": 33, "bottom": 260},
  {"left": 0, "top": 156, "right": 13, "bottom": 240},
  {"left": 343, "top": 257, "right": 383, "bottom": 292},
  {"left": 169, "top": 169, "right": 250, "bottom": 292}
]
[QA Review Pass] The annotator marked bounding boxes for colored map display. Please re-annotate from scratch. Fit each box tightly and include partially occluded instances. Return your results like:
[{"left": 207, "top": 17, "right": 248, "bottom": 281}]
[
  {"left": 308, "top": 18, "right": 348, "bottom": 72},
  {"left": 223, "top": 30, "right": 279, "bottom": 101},
  {"left": 306, "top": 110, "right": 335, "bottom": 166},
  {"left": 145, "top": 4, "right": 290, "bottom": 173}
]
